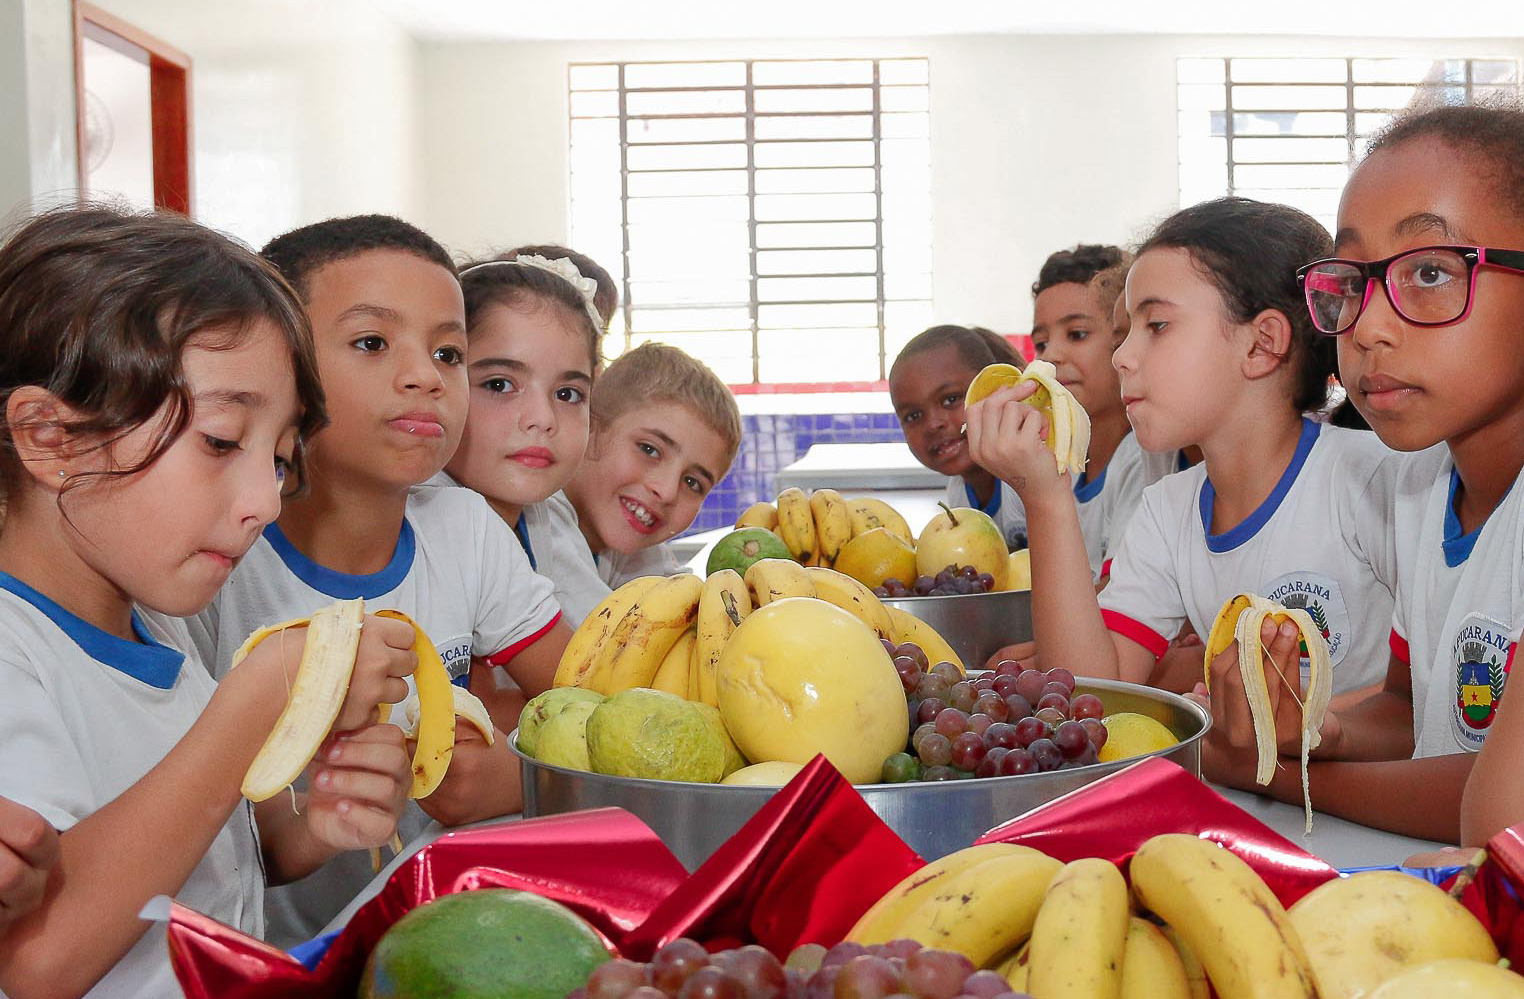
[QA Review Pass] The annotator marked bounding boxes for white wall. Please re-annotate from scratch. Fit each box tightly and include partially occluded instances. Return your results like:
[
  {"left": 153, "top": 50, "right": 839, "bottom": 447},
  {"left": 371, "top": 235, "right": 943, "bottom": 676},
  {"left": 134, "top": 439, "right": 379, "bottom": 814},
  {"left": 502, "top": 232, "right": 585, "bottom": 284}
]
[
  {"left": 415, "top": 32, "right": 1524, "bottom": 340},
  {"left": 0, "top": 0, "right": 81, "bottom": 224}
]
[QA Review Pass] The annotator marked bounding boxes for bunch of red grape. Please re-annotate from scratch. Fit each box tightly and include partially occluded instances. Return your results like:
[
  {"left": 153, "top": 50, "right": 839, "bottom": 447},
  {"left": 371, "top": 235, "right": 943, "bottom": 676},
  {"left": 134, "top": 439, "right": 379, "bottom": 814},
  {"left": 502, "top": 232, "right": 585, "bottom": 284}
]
[
  {"left": 881, "top": 642, "right": 1107, "bottom": 782},
  {"left": 873, "top": 565, "right": 996, "bottom": 599},
  {"left": 571, "top": 937, "right": 1032, "bottom": 999}
]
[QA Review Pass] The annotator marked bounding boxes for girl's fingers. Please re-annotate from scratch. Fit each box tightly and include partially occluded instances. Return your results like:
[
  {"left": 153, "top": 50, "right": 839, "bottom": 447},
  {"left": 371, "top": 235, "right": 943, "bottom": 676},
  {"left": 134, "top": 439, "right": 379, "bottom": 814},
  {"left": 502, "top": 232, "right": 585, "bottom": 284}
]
[{"left": 313, "top": 768, "right": 405, "bottom": 806}]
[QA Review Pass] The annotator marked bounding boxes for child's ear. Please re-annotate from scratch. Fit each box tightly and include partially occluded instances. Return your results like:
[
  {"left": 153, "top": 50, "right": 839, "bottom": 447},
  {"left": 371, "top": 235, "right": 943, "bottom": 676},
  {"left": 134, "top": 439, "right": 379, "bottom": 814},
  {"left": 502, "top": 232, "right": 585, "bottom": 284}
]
[
  {"left": 1242, "top": 308, "right": 1294, "bottom": 382},
  {"left": 6, "top": 387, "right": 83, "bottom": 489}
]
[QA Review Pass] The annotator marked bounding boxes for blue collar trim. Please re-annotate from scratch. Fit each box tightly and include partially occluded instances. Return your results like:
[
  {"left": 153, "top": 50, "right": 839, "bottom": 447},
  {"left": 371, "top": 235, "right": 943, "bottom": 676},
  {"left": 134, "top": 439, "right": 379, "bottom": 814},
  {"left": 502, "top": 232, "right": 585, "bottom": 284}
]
[
  {"left": 262, "top": 519, "right": 416, "bottom": 599},
  {"left": 1178, "top": 451, "right": 1193, "bottom": 471},
  {"left": 1441, "top": 468, "right": 1508, "bottom": 569},
  {"left": 1073, "top": 464, "right": 1108, "bottom": 503},
  {"left": 964, "top": 480, "right": 1002, "bottom": 517},
  {"left": 1200, "top": 418, "right": 1321, "bottom": 554},
  {"left": 0, "top": 570, "right": 185, "bottom": 688},
  {"left": 513, "top": 513, "right": 537, "bottom": 571}
]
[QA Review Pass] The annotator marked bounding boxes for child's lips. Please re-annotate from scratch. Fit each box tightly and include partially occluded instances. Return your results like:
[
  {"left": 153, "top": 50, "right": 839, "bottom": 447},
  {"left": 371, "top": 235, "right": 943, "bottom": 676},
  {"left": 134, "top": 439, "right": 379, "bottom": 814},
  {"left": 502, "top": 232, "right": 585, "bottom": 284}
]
[
  {"left": 510, "top": 447, "right": 555, "bottom": 469},
  {"left": 388, "top": 413, "right": 446, "bottom": 438},
  {"left": 1358, "top": 372, "right": 1421, "bottom": 411}
]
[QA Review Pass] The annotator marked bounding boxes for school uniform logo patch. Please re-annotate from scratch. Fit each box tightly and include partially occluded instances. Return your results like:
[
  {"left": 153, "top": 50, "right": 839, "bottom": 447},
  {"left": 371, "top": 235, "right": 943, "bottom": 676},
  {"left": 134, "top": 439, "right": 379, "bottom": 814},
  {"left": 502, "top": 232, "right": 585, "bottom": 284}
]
[
  {"left": 1451, "top": 613, "right": 1512, "bottom": 751},
  {"left": 437, "top": 636, "right": 473, "bottom": 687},
  {"left": 1264, "top": 571, "right": 1351, "bottom": 675}
]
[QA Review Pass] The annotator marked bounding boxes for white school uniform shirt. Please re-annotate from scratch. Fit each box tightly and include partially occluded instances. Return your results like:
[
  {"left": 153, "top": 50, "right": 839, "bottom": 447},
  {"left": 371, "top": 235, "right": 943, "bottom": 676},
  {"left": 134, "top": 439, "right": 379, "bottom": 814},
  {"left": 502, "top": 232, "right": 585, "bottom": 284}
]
[
  {"left": 523, "top": 492, "right": 612, "bottom": 628},
  {"left": 1138, "top": 446, "right": 1193, "bottom": 489},
  {"left": 596, "top": 543, "right": 690, "bottom": 588},
  {"left": 182, "top": 485, "right": 561, "bottom": 949},
  {"left": 1098, "top": 420, "right": 1398, "bottom": 695},
  {"left": 0, "top": 573, "right": 263, "bottom": 999},
  {"left": 1073, "top": 432, "right": 1149, "bottom": 581},
  {"left": 943, "top": 476, "right": 1029, "bottom": 551},
  {"left": 1390, "top": 447, "right": 1524, "bottom": 759}
]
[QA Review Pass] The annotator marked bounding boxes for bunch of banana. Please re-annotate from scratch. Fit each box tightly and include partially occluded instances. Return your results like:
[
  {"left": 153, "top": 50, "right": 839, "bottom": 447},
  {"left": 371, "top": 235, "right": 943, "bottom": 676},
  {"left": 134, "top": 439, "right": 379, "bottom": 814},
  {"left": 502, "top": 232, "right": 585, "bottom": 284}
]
[
  {"left": 738, "top": 491, "right": 914, "bottom": 567},
  {"left": 965, "top": 359, "right": 1091, "bottom": 475},
  {"left": 552, "top": 574, "right": 705, "bottom": 695},
  {"left": 1203, "top": 592, "right": 1333, "bottom": 832},
  {"left": 236, "top": 598, "right": 464, "bottom": 802}
]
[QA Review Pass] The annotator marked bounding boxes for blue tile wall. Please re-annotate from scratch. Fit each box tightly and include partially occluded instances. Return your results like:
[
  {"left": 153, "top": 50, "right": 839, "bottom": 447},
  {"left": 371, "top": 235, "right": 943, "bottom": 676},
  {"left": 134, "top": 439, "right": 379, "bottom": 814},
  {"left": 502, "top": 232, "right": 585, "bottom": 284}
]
[{"left": 681, "top": 411, "right": 906, "bottom": 537}]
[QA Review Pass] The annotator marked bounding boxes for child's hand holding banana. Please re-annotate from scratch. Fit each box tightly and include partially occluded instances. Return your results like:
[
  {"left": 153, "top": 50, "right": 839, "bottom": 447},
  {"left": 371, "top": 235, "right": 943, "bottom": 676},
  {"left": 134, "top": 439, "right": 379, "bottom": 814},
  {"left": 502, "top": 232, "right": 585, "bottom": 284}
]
[
  {"left": 1204, "top": 615, "right": 1318, "bottom": 758},
  {"left": 302, "top": 724, "right": 413, "bottom": 853},
  {"left": 964, "top": 380, "right": 1067, "bottom": 500}
]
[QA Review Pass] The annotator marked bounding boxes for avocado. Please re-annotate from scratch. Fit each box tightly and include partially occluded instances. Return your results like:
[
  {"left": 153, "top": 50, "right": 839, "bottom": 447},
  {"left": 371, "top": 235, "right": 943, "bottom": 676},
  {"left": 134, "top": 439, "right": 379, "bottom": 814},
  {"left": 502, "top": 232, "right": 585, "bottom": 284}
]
[
  {"left": 705, "top": 527, "right": 792, "bottom": 577},
  {"left": 359, "top": 889, "right": 610, "bottom": 999}
]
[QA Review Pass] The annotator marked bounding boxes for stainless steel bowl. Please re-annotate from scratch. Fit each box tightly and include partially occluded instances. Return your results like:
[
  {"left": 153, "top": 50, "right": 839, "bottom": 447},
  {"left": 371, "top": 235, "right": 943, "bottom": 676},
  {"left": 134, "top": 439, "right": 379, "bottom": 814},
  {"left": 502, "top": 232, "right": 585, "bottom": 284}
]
[
  {"left": 512, "top": 678, "right": 1207, "bottom": 871},
  {"left": 881, "top": 589, "right": 1033, "bottom": 670}
]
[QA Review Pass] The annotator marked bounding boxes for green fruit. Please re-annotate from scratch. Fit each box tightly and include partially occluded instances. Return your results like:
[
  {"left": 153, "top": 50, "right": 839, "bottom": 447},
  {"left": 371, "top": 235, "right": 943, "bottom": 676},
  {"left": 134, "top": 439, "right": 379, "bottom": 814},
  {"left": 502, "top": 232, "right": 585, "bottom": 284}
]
[
  {"left": 586, "top": 688, "right": 726, "bottom": 783},
  {"left": 693, "top": 702, "right": 748, "bottom": 777},
  {"left": 706, "top": 527, "right": 793, "bottom": 577},
  {"left": 517, "top": 687, "right": 604, "bottom": 758},
  {"left": 360, "top": 888, "right": 609, "bottom": 999},
  {"left": 536, "top": 700, "right": 600, "bottom": 771}
]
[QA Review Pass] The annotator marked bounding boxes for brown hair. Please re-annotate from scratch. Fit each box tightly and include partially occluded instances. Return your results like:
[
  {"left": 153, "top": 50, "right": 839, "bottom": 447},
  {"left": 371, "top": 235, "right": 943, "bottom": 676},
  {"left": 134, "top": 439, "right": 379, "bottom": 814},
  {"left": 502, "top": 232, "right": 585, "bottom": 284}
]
[
  {"left": 891, "top": 324, "right": 1024, "bottom": 379},
  {"left": 1089, "top": 257, "right": 1135, "bottom": 319},
  {"left": 457, "top": 255, "right": 604, "bottom": 373},
  {"left": 503, "top": 244, "right": 618, "bottom": 327},
  {"left": 0, "top": 205, "right": 327, "bottom": 503},
  {"left": 591, "top": 343, "right": 742, "bottom": 470}
]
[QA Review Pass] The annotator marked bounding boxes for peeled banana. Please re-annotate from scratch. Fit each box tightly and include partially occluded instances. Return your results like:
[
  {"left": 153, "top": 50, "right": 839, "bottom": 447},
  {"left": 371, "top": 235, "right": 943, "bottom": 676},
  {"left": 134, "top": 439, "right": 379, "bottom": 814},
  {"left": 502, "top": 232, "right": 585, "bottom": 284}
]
[
  {"left": 1203, "top": 593, "right": 1332, "bottom": 832},
  {"left": 966, "top": 358, "right": 1091, "bottom": 475},
  {"left": 1027, "top": 857, "right": 1131, "bottom": 999},
  {"left": 1131, "top": 834, "right": 1318, "bottom": 999},
  {"left": 374, "top": 609, "right": 456, "bottom": 798},
  {"left": 775, "top": 487, "right": 818, "bottom": 564},
  {"left": 806, "top": 565, "right": 894, "bottom": 641}
]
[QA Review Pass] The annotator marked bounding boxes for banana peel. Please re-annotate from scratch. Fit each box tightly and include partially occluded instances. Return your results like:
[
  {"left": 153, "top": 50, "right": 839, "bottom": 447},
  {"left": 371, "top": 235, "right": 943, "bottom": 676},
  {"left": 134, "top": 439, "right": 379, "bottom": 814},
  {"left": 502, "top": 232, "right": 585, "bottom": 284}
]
[{"left": 965, "top": 359, "right": 1091, "bottom": 475}]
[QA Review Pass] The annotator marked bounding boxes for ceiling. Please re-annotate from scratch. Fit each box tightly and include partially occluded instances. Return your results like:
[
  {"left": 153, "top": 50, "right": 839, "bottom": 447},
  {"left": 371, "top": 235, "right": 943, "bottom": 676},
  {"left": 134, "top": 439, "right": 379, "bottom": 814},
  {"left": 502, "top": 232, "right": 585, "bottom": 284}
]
[{"left": 379, "top": 0, "right": 1524, "bottom": 42}]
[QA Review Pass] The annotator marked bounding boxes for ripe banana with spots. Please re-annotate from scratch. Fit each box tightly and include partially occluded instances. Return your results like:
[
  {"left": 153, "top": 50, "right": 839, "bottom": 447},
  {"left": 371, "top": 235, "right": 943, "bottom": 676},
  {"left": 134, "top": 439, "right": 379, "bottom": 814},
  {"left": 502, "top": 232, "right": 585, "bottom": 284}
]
[
  {"left": 886, "top": 606, "right": 964, "bottom": 673},
  {"left": 1120, "top": 916, "right": 1191, "bottom": 999},
  {"left": 995, "top": 940, "right": 1030, "bottom": 992},
  {"left": 775, "top": 487, "right": 818, "bottom": 564},
  {"left": 392, "top": 685, "right": 496, "bottom": 746},
  {"left": 580, "top": 573, "right": 705, "bottom": 695},
  {"left": 966, "top": 358, "right": 1091, "bottom": 475},
  {"left": 848, "top": 497, "right": 914, "bottom": 546},
  {"left": 1162, "top": 924, "right": 1210, "bottom": 999},
  {"left": 805, "top": 565, "right": 894, "bottom": 641},
  {"left": 1203, "top": 592, "right": 1333, "bottom": 832},
  {"left": 554, "top": 576, "right": 666, "bottom": 689},
  {"left": 736, "top": 501, "right": 779, "bottom": 531},
  {"left": 1130, "top": 834, "right": 1318, "bottom": 999},
  {"left": 651, "top": 627, "right": 697, "bottom": 698},
  {"left": 1026, "top": 857, "right": 1131, "bottom": 999},
  {"left": 864, "top": 849, "right": 1063, "bottom": 966},
  {"left": 808, "top": 488, "right": 852, "bottom": 567},
  {"left": 694, "top": 569, "right": 751, "bottom": 707},
  {"left": 236, "top": 598, "right": 457, "bottom": 801},
  {"left": 744, "top": 557, "right": 816, "bottom": 607},
  {"left": 846, "top": 842, "right": 1045, "bottom": 945}
]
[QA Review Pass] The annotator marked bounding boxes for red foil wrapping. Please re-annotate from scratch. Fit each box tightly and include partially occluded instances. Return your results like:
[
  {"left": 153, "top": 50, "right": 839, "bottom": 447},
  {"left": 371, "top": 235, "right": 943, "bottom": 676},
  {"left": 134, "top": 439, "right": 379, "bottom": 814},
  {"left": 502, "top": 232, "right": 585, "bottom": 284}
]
[{"left": 975, "top": 757, "right": 1339, "bottom": 905}]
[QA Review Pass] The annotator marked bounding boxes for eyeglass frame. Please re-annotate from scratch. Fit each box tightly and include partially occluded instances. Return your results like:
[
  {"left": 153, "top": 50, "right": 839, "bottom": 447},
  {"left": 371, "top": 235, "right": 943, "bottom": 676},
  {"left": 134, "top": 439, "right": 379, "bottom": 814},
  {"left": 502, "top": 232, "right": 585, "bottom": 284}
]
[{"left": 1295, "top": 244, "right": 1524, "bottom": 336}]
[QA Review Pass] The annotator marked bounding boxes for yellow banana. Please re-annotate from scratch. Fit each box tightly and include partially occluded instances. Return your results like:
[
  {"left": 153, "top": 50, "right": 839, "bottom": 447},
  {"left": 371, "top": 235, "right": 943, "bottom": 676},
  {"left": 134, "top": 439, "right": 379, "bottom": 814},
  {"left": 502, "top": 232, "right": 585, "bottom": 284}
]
[
  {"left": 1121, "top": 917, "right": 1191, "bottom": 999},
  {"left": 1027, "top": 857, "right": 1131, "bottom": 999},
  {"left": 1288, "top": 870, "right": 1498, "bottom": 999},
  {"left": 393, "top": 685, "right": 496, "bottom": 746},
  {"left": 809, "top": 488, "right": 853, "bottom": 567},
  {"left": 736, "top": 501, "right": 779, "bottom": 531},
  {"left": 374, "top": 609, "right": 455, "bottom": 798},
  {"left": 886, "top": 605, "right": 964, "bottom": 673},
  {"left": 847, "top": 842, "right": 1043, "bottom": 945},
  {"left": 966, "top": 359, "right": 1091, "bottom": 475},
  {"left": 806, "top": 565, "right": 894, "bottom": 641},
  {"left": 238, "top": 598, "right": 366, "bottom": 802},
  {"left": 848, "top": 497, "right": 913, "bottom": 546},
  {"left": 584, "top": 574, "right": 704, "bottom": 694},
  {"left": 1203, "top": 592, "right": 1333, "bottom": 832},
  {"left": 744, "top": 557, "right": 816, "bottom": 607},
  {"left": 775, "top": 487, "right": 818, "bottom": 564},
  {"left": 651, "top": 627, "right": 696, "bottom": 698},
  {"left": 1162, "top": 924, "right": 1210, "bottom": 999},
  {"left": 996, "top": 940, "right": 1030, "bottom": 991},
  {"left": 554, "top": 576, "right": 665, "bottom": 688},
  {"left": 694, "top": 569, "right": 751, "bottom": 708},
  {"left": 1130, "top": 834, "right": 1317, "bottom": 999},
  {"left": 875, "top": 850, "right": 1063, "bottom": 966},
  {"left": 1365, "top": 959, "right": 1524, "bottom": 998}
]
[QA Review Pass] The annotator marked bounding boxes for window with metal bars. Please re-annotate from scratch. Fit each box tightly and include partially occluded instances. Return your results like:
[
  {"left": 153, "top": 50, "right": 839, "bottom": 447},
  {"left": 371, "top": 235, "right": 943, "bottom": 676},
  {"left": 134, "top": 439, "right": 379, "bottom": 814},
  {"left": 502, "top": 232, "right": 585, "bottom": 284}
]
[
  {"left": 569, "top": 58, "right": 933, "bottom": 388},
  {"left": 1178, "top": 57, "right": 1521, "bottom": 231}
]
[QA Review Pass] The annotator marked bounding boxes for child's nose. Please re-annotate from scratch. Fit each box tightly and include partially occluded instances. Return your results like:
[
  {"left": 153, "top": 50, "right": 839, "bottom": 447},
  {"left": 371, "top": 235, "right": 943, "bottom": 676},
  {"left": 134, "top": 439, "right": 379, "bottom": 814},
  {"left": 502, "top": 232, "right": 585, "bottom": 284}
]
[
  {"left": 399, "top": 345, "right": 446, "bottom": 392},
  {"left": 520, "top": 391, "right": 556, "bottom": 432}
]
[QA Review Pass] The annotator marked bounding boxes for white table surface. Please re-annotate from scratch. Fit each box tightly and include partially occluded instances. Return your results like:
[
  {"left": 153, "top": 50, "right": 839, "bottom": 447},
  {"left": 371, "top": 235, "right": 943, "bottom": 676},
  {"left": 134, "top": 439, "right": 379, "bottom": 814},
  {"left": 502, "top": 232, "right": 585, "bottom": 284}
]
[{"left": 320, "top": 785, "right": 1448, "bottom": 939}]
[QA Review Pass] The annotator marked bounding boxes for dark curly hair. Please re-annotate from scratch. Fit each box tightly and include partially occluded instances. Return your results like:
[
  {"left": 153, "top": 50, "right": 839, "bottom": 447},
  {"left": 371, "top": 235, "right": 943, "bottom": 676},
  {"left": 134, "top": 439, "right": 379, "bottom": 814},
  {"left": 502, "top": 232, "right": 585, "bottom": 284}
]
[
  {"left": 0, "top": 205, "right": 327, "bottom": 502},
  {"left": 261, "top": 214, "right": 456, "bottom": 300},
  {"left": 1364, "top": 99, "right": 1524, "bottom": 222},
  {"left": 1032, "top": 244, "right": 1128, "bottom": 298},
  {"left": 1138, "top": 197, "right": 1335, "bottom": 415},
  {"left": 891, "top": 325, "right": 1023, "bottom": 378}
]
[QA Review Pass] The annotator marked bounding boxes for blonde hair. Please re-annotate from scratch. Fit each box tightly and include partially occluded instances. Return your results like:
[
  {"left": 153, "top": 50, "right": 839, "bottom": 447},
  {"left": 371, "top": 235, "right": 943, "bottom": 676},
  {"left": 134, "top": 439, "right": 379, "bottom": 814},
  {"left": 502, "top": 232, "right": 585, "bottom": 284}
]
[
  {"left": 1088, "top": 255, "right": 1135, "bottom": 318},
  {"left": 592, "top": 342, "right": 742, "bottom": 469}
]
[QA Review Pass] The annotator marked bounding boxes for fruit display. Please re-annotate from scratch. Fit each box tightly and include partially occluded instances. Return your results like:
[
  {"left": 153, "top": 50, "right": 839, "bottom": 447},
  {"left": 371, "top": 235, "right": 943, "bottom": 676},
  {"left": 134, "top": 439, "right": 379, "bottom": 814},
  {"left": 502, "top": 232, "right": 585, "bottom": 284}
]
[
  {"left": 706, "top": 526, "right": 794, "bottom": 577},
  {"left": 830, "top": 836, "right": 1522, "bottom": 999},
  {"left": 964, "top": 359, "right": 1091, "bottom": 476},
  {"left": 873, "top": 564, "right": 996, "bottom": 599},
  {"left": 359, "top": 888, "right": 610, "bottom": 999},
  {"left": 914, "top": 504, "right": 1010, "bottom": 591},
  {"left": 881, "top": 651, "right": 1174, "bottom": 782},
  {"left": 1203, "top": 592, "right": 1333, "bottom": 832}
]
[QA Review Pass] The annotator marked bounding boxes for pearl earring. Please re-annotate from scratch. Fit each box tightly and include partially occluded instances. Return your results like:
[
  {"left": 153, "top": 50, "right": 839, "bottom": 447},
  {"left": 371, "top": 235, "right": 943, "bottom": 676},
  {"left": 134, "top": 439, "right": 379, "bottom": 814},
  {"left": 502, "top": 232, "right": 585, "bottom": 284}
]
[{"left": 58, "top": 471, "right": 65, "bottom": 478}]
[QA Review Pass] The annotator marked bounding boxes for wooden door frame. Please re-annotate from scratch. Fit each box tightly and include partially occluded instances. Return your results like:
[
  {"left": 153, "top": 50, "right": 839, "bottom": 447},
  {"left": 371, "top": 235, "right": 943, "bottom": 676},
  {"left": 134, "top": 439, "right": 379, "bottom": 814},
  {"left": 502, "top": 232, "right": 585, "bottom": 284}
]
[{"left": 73, "top": 2, "right": 193, "bottom": 214}]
